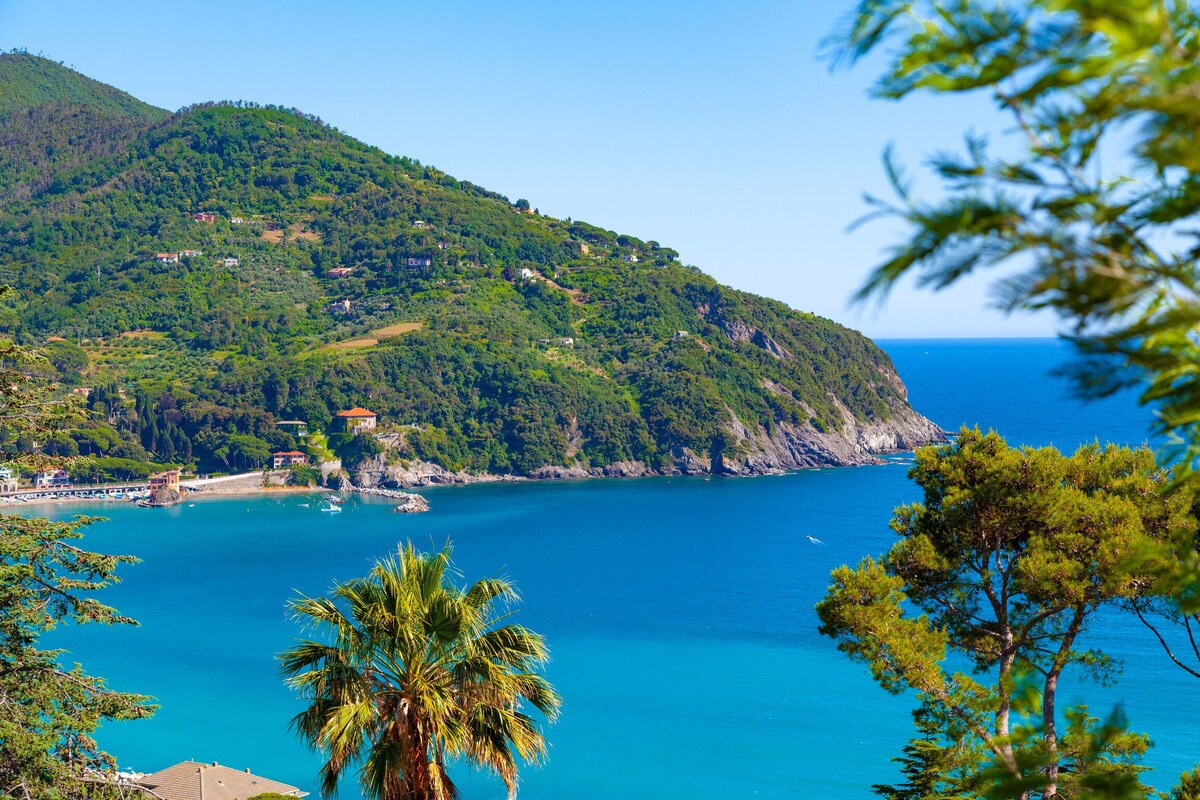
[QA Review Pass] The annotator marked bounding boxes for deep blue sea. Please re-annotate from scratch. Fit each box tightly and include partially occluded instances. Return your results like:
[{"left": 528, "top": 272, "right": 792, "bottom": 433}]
[{"left": 40, "top": 339, "right": 1198, "bottom": 798}]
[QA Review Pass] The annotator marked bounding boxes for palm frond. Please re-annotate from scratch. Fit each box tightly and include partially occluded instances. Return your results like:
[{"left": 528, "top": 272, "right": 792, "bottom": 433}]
[{"left": 279, "top": 540, "right": 557, "bottom": 799}]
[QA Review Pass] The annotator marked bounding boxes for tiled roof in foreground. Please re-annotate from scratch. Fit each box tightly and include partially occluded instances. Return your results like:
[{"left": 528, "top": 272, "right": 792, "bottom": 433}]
[{"left": 137, "top": 760, "right": 306, "bottom": 800}]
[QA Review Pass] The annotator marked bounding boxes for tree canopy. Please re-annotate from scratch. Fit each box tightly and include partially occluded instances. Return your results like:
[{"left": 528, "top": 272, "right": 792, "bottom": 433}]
[
  {"left": 0, "top": 333, "right": 154, "bottom": 798},
  {"left": 831, "top": 0, "right": 1200, "bottom": 486},
  {"left": 279, "top": 541, "right": 560, "bottom": 800},
  {"left": 817, "top": 428, "right": 1193, "bottom": 799}
]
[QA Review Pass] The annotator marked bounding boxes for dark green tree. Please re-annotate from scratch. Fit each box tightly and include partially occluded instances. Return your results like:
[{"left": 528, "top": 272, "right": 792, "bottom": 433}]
[
  {"left": 817, "top": 428, "right": 1191, "bottom": 799},
  {"left": 830, "top": 0, "right": 1200, "bottom": 488},
  {"left": 872, "top": 703, "right": 982, "bottom": 800},
  {"left": 1170, "top": 767, "right": 1200, "bottom": 800},
  {"left": 0, "top": 333, "right": 154, "bottom": 798},
  {"left": 827, "top": 11, "right": 1200, "bottom": 794}
]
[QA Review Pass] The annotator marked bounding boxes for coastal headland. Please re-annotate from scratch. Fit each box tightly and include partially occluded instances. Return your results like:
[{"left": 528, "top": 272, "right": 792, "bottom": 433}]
[{"left": 0, "top": 53, "right": 945, "bottom": 489}]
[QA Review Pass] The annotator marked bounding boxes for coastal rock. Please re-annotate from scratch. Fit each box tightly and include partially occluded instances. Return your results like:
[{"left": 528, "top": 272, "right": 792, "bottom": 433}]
[
  {"left": 594, "top": 460, "right": 650, "bottom": 478},
  {"left": 393, "top": 493, "right": 430, "bottom": 513},
  {"left": 528, "top": 465, "right": 591, "bottom": 480},
  {"left": 338, "top": 372, "right": 944, "bottom": 488},
  {"left": 343, "top": 484, "right": 431, "bottom": 511},
  {"left": 709, "top": 402, "right": 945, "bottom": 475},
  {"left": 337, "top": 405, "right": 944, "bottom": 490},
  {"left": 669, "top": 446, "right": 712, "bottom": 475},
  {"left": 138, "top": 486, "right": 182, "bottom": 507},
  {"left": 351, "top": 456, "right": 525, "bottom": 489}
]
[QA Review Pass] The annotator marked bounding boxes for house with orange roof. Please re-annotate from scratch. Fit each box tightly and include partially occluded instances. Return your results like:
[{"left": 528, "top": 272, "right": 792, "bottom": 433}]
[
  {"left": 334, "top": 407, "right": 377, "bottom": 432},
  {"left": 272, "top": 450, "right": 309, "bottom": 469}
]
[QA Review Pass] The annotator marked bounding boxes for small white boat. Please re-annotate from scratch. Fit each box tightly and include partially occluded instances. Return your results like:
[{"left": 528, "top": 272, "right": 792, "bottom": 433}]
[{"left": 320, "top": 504, "right": 342, "bottom": 513}]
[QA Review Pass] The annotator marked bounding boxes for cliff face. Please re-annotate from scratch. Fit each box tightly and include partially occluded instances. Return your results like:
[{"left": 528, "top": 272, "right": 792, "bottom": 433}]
[
  {"left": 709, "top": 405, "right": 945, "bottom": 475},
  {"left": 345, "top": 408, "right": 945, "bottom": 488}
]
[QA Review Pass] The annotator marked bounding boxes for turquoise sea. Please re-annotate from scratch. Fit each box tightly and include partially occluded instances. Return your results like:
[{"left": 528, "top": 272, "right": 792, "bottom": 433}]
[{"left": 41, "top": 339, "right": 1199, "bottom": 798}]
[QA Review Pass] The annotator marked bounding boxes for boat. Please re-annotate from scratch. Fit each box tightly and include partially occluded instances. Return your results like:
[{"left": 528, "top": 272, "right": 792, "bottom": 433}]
[{"left": 320, "top": 503, "right": 342, "bottom": 513}]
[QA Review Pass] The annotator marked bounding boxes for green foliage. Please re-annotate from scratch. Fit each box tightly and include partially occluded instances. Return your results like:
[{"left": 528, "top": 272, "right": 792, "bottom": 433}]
[
  {"left": 830, "top": 0, "right": 1200, "bottom": 487},
  {"left": 70, "top": 457, "right": 152, "bottom": 483},
  {"left": 0, "top": 53, "right": 925, "bottom": 479},
  {"left": 872, "top": 703, "right": 984, "bottom": 800},
  {"left": 287, "top": 462, "right": 320, "bottom": 487},
  {"left": 279, "top": 541, "right": 560, "bottom": 800},
  {"left": 0, "top": 51, "right": 167, "bottom": 201},
  {"left": 0, "top": 332, "right": 154, "bottom": 797},
  {"left": 827, "top": 11, "right": 1200, "bottom": 794},
  {"left": 1169, "top": 766, "right": 1200, "bottom": 800},
  {"left": 817, "top": 428, "right": 1192, "bottom": 799}
]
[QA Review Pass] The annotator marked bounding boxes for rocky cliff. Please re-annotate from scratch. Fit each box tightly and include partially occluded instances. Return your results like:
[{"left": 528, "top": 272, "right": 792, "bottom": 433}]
[{"left": 342, "top": 409, "right": 946, "bottom": 489}]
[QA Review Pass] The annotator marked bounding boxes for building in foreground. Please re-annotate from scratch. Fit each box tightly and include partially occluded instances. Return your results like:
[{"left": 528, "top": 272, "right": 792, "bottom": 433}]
[{"left": 136, "top": 760, "right": 306, "bottom": 799}]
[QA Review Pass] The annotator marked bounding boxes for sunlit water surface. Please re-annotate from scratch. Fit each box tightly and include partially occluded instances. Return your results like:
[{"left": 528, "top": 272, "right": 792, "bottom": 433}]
[{"left": 41, "top": 339, "right": 1197, "bottom": 798}]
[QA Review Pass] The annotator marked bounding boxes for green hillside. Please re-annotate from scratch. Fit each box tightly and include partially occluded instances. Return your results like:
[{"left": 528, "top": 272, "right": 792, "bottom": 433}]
[
  {"left": 0, "top": 52, "right": 164, "bottom": 116},
  {"left": 0, "top": 51, "right": 169, "bottom": 200},
  {"left": 0, "top": 53, "right": 939, "bottom": 481}
]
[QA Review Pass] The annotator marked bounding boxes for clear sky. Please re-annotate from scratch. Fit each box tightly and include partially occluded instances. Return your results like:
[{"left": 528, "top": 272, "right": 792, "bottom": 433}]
[{"left": 0, "top": 0, "right": 1057, "bottom": 339}]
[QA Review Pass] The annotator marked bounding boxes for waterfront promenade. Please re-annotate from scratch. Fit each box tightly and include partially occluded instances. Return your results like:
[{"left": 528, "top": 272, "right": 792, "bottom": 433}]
[{"left": 0, "top": 472, "right": 267, "bottom": 505}]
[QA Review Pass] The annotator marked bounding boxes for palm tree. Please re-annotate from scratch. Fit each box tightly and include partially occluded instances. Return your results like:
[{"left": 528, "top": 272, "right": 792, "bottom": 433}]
[{"left": 279, "top": 541, "right": 561, "bottom": 800}]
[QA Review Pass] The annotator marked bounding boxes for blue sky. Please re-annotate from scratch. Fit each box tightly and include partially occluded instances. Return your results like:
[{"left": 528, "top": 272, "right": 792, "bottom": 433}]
[{"left": 0, "top": 0, "right": 1055, "bottom": 338}]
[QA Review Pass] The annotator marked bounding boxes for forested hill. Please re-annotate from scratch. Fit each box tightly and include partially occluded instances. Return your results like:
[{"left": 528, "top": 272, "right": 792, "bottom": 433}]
[
  {"left": 0, "top": 53, "right": 168, "bottom": 200},
  {"left": 0, "top": 52, "right": 942, "bottom": 482}
]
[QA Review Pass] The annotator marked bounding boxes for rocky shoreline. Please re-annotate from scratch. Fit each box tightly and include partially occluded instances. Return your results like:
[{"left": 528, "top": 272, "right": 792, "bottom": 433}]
[
  {"left": 5, "top": 409, "right": 946, "bottom": 511},
  {"left": 346, "top": 485, "right": 431, "bottom": 513},
  {"left": 340, "top": 409, "right": 947, "bottom": 490}
]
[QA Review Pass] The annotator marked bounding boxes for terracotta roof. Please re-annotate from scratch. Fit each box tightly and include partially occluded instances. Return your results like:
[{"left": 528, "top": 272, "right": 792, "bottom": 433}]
[
  {"left": 137, "top": 761, "right": 304, "bottom": 800},
  {"left": 273, "top": 450, "right": 306, "bottom": 456},
  {"left": 335, "top": 407, "right": 376, "bottom": 417}
]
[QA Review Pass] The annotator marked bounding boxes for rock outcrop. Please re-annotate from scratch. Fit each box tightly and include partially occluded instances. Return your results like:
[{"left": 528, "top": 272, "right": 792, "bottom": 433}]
[
  {"left": 708, "top": 403, "right": 944, "bottom": 475},
  {"left": 334, "top": 404, "right": 943, "bottom": 489},
  {"left": 137, "top": 486, "right": 182, "bottom": 507}
]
